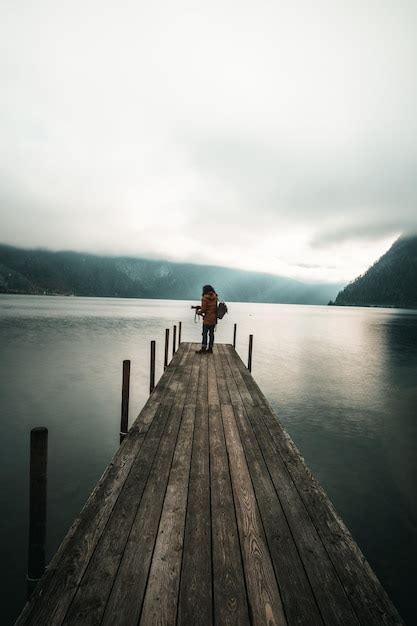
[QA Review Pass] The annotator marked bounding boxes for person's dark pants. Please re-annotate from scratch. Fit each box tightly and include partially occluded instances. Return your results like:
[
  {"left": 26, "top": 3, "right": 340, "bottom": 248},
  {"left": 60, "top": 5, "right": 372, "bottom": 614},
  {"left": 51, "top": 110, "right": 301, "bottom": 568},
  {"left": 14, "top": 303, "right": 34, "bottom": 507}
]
[{"left": 202, "top": 324, "right": 216, "bottom": 349}]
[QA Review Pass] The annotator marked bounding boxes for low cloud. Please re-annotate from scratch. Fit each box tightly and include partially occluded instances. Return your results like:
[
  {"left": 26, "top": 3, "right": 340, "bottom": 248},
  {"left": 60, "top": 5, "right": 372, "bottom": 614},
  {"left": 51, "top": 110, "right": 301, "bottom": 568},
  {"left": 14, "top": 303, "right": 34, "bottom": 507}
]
[
  {"left": 312, "top": 221, "right": 417, "bottom": 248},
  {"left": 1, "top": 0, "right": 416, "bottom": 282}
]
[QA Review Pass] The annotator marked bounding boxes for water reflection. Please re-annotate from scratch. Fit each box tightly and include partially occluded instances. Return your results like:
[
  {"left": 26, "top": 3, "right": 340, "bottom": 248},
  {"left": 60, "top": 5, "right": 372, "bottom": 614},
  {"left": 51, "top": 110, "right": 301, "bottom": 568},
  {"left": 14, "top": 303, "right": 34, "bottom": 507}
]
[{"left": 0, "top": 296, "right": 416, "bottom": 624}]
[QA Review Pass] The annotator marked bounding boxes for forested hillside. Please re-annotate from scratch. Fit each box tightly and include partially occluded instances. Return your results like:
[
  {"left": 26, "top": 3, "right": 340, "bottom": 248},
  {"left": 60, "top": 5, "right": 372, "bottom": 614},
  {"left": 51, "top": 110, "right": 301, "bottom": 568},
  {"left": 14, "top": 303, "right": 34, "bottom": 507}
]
[
  {"left": 334, "top": 236, "right": 417, "bottom": 308},
  {"left": 0, "top": 244, "right": 341, "bottom": 305}
]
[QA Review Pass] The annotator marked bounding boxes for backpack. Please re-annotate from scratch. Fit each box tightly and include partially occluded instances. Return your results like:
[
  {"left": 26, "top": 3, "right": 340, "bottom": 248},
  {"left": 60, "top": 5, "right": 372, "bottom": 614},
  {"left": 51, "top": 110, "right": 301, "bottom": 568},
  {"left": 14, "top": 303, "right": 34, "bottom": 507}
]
[{"left": 217, "top": 301, "right": 228, "bottom": 320}]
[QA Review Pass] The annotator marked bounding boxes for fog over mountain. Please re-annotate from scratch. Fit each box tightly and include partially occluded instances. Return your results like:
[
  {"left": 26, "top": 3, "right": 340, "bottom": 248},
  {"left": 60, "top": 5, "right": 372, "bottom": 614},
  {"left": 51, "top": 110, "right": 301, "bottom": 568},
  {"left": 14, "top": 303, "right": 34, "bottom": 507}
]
[
  {"left": 1, "top": 1, "right": 417, "bottom": 284},
  {"left": 334, "top": 235, "right": 417, "bottom": 308},
  {"left": 0, "top": 244, "right": 342, "bottom": 305}
]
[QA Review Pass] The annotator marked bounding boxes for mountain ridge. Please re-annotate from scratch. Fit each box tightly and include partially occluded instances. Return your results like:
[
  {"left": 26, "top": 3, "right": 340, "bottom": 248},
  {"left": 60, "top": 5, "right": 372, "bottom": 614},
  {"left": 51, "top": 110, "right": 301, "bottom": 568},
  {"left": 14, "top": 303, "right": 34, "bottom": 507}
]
[
  {"left": 333, "top": 235, "right": 417, "bottom": 308},
  {"left": 0, "top": 243, "right": 342, "bottom": 305}
]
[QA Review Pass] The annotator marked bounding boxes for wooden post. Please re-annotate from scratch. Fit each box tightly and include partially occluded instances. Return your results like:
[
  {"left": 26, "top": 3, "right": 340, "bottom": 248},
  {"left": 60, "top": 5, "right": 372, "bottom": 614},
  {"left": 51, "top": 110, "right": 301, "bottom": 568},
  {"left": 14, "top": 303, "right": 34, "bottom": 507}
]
[
  {"left": 178, "top": 321, "right": 182, "bottom": 345},
  {"left": 164, "top": 328, "right": 170, "bottom": 370},
  {"left": 172, "top": 325, "right": 177, "bottom": 358},
  {"left": 150, "top": 340, "right": 156, "bottom": 394},
  {"left": 27, "top": 427, "right": 48, "bottom": 599},
  {"left": 248, "top": 334, "right": 253, "bottom": 372},
  {"left": 120, "top": 360, "right": 130, "bottom": 443},
  {"left": 233, "top": 323, "right": 237, "bottom": 349}
]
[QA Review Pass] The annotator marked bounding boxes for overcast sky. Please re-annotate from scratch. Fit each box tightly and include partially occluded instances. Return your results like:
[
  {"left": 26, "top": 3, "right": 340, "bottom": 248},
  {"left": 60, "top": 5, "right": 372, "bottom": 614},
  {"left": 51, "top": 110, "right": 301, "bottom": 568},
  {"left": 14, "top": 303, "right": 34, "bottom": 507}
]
[{"left": 1, "top": 0, "right": 416, "bottom": 283}]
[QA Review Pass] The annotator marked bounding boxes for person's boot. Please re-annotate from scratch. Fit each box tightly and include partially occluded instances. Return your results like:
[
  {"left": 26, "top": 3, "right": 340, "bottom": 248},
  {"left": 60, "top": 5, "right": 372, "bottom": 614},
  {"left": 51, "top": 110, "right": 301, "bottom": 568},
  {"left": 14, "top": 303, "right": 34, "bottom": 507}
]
[
  {"left": 196, "top": 347, "right": 207, "bottom": 354},
  {"left": 206, "top": 347, "right": 213, "bottom": 353}
]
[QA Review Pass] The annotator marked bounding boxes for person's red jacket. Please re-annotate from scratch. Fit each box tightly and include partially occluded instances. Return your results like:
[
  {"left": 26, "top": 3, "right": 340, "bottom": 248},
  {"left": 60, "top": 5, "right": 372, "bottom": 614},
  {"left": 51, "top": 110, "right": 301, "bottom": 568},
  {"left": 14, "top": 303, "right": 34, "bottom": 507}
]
[{"left": 199, "top": 291, "right": 218, "bottom": 325}]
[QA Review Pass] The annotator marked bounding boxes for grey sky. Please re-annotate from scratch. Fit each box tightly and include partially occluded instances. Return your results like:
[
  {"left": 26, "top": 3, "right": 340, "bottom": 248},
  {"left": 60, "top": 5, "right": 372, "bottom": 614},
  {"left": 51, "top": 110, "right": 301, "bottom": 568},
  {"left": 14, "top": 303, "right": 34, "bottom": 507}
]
[{"left": 1, "top": 0, "right": 416, "bottom": 282}]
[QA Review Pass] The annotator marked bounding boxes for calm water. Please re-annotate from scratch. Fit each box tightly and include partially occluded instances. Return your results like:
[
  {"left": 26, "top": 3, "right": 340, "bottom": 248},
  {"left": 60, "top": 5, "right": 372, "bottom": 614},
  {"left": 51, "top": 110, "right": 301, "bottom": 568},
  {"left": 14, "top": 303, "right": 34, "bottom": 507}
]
[{"left": 1, "top": 295, "right": 416, "bottom": 624}]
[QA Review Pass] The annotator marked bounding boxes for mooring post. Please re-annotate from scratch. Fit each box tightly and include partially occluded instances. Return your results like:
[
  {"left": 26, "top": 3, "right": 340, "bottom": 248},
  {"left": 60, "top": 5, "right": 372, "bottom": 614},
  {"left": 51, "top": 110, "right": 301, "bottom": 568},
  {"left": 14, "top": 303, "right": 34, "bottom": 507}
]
[
  {"left": 178, "top": 321, "right": 182, "bottom": 345},
  {"left": 150, "top": 340, "right": 156, "bottom": 394},
  {"left": 27, "top": 427, "right": 48, "bottom": 599},
  {"left": 248, "top": 334, "right": 253, "bottom": 372},
  {"left": 164, "top": 328, "right": 170, "bottom": 370},
  {"left": 120, "top": 359, "right": 130, "bottom": 443},
  {"left": 172, "top": 325, "right": 177, "bottom": 358},
  {"left": 233, "top": 323, "right": 237, "bottom": 348}
]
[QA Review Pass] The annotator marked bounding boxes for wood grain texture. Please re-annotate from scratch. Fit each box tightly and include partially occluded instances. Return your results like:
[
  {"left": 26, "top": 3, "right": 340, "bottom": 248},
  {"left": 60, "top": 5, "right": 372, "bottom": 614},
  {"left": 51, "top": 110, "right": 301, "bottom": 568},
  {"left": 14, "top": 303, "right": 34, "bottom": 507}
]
[
  {"left": 212, "top": 346, "right": 230, "bottom": 405},
  {"left": 139, "top": 403, "right": 195, "bottom": 625},
  {"left": 63, "top": 349, "right": 193, "bottom": 625},
  {"left": 185, "top": 354, "right": 201, "bottom": 407},
  {"left": 220, "top": 345, "right": 357, "bottom": 625},
  {"left": 101, "top": 349, "right": 196, "bottom": 626},
  {"left": 225, "top": 344, "right": 404, "bottom": 626},
  {"left": 197, "top": 350, "right": 208, "bottom": 405},
  {"left": 177, "top": 403, "right": 212, "bottom": 625},
  {"left": 178, "top": 351, "right": 212, "bottom": 625},
  {"left": 15, "top": 344, "right": 191, "bottom": 626},
  {"left": 207, "top": 352, "right": 219, "bottom": 407},
  {"left": 257, "top": 403, "right": 403, "bottom": 626},
  {"left": 63, "top": 404, "right": 172, "bottom": 625},
  {"left": 15, "top": 342, "right": 403, "bottom": 626},
  {"left": 216, "top": 345, "right": 323, "bottom": 626},
  {"left": 221, "top": 402, "right": 287, "bottom": 626},
  {"left": 208, "top": 357, "right": 250, "bottom": 626},
  {"left": 207, "top": 345, "right": 250, "bottom": 626}
]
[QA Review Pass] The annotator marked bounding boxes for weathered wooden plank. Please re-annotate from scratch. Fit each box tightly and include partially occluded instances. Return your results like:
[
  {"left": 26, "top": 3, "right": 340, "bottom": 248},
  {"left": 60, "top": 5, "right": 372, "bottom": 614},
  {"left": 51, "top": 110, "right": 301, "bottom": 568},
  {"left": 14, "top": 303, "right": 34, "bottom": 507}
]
[
  {"left": 209, "top": 402, "right": 250, "bottom": 626},
  {"left": 178, "top": 348, "right": 212, "bottom": 625},
  {"left": 101, "top": 350, "right": 197, "bottom": 626},
  {"left": 223, "top": 345, "right": 268, "bottom": 409},
  {"left": 63, "top": 405, "right": 173, "bottom": 625},
  {"left": 197, "top": 349, "right": 208, "bottom": 405},
  {"left": 257, "top": 404, "right": 403, "bottom": 625},
  {"left": 221, "top": 345, "right": 359, "bottom": 625},
  {"left": 207, "top": 350, "right": 220, "bottom": 406},
  {"left": 221, "top": 402, "right": 287, "bottom": 626},
  {"left": 177, "top": 403, "right": 212, "bottom": 625},
  {"left": 210, "top": 346, "right": 252, "bottom": 624},
  {"left": 184, "top": 352, "right": 201, "bottom": 407},
  {"left": 225, "top": 345, "right": 404, "bottom": 626},
  {"left": 212, "top": 346, "right": 230, "bottom": 405},
  {"left": 62, "top": 348, "right": 195, "bottom": 624},
  {"left": 147, "top": 342, "right": 191, "bottom": 408},
  {"left": 15, "top": 344, "right": 191, "bottom": 626},
  {"left": 139, "top": 402, "right": 196, "bottom": 625},
  {"left": 216, "top": 346, "right": 323, "bottom": 626},
  {"left": 15, "top": 342, "right": 403, "bottom": 626}
]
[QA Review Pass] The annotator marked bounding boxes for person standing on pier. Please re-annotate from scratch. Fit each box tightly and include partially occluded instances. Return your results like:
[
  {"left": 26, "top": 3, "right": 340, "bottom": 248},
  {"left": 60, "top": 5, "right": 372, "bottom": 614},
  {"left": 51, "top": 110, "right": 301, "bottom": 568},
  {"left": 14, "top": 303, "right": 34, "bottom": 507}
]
[{"left": 196, "top": 284, "right": 218, "bottom": 354}]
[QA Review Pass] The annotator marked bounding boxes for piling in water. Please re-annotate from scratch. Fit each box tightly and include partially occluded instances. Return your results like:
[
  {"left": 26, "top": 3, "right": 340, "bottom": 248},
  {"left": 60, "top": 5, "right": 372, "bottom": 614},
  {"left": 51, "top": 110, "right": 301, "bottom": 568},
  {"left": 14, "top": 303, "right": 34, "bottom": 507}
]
[
  {"left": 248, "top": 334, "right": 253, "bottom": 372},
  {"left": 27, "top": 427, "right": 48, "bottom": 599},
  {"left": 164, "top": 329, "right": 170, "bottom": 370},
  {"left": 150, "top": 340, "right": 156, "bottom": 394},
  {"left": 120, "top": 360, "right": 130, "bottom": 443},
  {"left": 172, "top": 325, "right": 177, "bottom": 358}
]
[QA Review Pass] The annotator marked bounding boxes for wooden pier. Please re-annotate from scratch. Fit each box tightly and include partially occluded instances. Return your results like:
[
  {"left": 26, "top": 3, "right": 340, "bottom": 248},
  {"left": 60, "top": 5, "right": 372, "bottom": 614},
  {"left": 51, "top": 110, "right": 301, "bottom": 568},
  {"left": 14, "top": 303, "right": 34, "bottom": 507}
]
[{"left": 16, "top": 343, "right": 403, "bottom": 625}]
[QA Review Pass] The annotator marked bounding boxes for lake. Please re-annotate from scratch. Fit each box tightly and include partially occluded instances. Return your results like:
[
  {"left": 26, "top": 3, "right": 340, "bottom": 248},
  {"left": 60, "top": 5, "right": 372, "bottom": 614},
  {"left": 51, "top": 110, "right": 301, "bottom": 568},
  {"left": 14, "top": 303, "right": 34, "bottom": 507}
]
[{"left": 0, "top": 295, "right": 416, "bottom": 624}]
